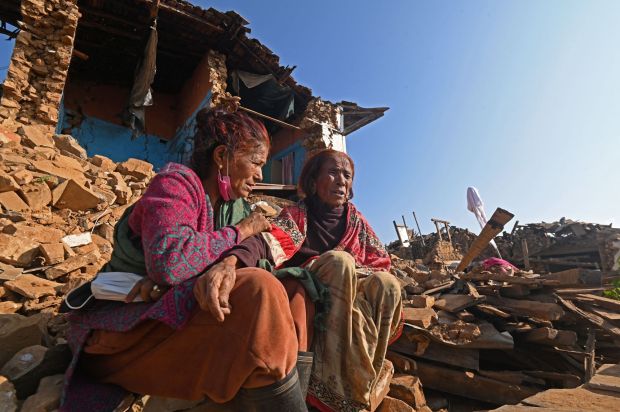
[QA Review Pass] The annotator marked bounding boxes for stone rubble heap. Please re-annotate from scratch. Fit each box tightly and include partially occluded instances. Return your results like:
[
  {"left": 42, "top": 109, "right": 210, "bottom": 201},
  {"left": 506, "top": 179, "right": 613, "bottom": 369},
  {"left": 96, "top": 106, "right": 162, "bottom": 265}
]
[
  {"left": 385, "top": 254, "right": 620, "bottom": 411},
  {"left": 0, "top": 124, "right": 153, "bottom": 411}
]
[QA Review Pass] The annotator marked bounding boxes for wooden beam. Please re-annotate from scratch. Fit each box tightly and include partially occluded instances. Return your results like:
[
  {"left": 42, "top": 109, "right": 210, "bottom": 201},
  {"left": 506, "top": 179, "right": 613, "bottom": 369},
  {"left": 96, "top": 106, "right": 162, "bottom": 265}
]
[
  {"left": 414, "top": 360, "right": 540, "bottom": 405},
  {"left": 484, "top": 295, "right": 565, "bottom": 321},
  {"left": 555, "top": 294, "right": 620, "bottom": 338},
  {"left": 456, "top": 208, "right": 514, "bottom": 272}
]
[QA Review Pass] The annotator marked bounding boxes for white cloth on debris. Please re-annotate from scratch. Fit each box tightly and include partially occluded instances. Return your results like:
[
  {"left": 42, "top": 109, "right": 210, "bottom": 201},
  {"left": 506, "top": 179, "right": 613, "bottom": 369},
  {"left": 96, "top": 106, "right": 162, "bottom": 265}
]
[{"left": 467, "top": 187, "right": 501, "bottom": 257}]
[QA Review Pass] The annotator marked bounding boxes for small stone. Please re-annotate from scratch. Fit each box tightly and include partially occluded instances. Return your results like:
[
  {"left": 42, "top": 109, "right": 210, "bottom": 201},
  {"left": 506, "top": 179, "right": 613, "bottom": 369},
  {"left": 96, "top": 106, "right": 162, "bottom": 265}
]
[
  {"left": 408, "top": 295, "right": 435, "bottom": 309},
  {"left": 0, "top": 234, "right": 39, "bottom": 266},
  {"left": 377, "top": 396, "right": 415, "bottom": 412},
  {"left": 388, "top": 374, "right": 427, "bottom": 410},
  {"left": 52, "top": 134, "right": 86, "bottom": 159},
  {"left": 10, "top": 169, "right": 33, "bottom": 185},
  {"left": 18, "top": 124, "right": 55, "bottom": 148},
  {"left": 20, "top": 374, "right": 64, "bottom": 412},
  {"left": 0, "top": 301, "right": 22, "bottom": 314},
  {"left": 4, "top": 274, "right": 61, "bottom": 300},
  {"left": 0, "top": 192, "right": 30, "bottom": 213},
  {"left": 0, "top": 375, "right": 17, "bottom": 412},
  {"left": 38, "top": 243, "right": 65, "bottom": 265},
  {"left": 18, "top": 182, "right": 52, "bottom": 210},
  {"left": 0, "top": 171, "right": 20, "bottom": 193},
  {"left": 89, "top": 155, "right": 115, "bottom": 172},
  {"left": 0, "top": 345, "right": 47, "bottom": 381},
  {"left": 52, "top": 179, "right": 101, "bottom": 211},
  {"left": 115, "top": 158, "right": 153, "bottom": 180},
  {"left": 44, "top": 249, "right": 100, "bottom": 279},
  {"left": 0, "top": 313, "right": 44, "bottom": 367},
  {"left": 3, "top": 223, "right": 64, "bottom": 244}
]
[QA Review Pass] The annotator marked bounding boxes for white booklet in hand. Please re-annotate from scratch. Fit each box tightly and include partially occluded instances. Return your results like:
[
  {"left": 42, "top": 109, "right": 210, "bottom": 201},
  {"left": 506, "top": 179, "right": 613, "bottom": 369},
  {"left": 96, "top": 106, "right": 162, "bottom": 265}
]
[{"left": 91, "top": 272, "right": 145, "bottom": 302}]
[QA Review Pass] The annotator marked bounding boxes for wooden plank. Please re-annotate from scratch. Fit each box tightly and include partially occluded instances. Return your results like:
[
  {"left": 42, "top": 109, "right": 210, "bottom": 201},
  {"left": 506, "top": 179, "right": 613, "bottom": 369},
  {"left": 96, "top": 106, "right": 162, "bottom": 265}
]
[
  {"left": 414, "top": 360, "right": 539, "bottom": 405},
  {"left": 575, "top": 294, "right": 620, "bottom": 311},
  {"left": 485, "top": 295, "right": 565, "bottom": 321},
  {"left": 556, "top": 287, "right": 606, "bottom": 295},
  {"left": 390, "top": 340, "right": 480, "bottom": 371},
  {"left": 461, "top": 322, "right": 514, "bottom": 350},
  {"left": 556, "top": 294, "right": 620, "bottom": 338},
  {"left": 478, "top": 370, "right": 546, "bottom": 386},
  {"left": 456, "top": 208, "right": 514, "bottom": 272},
  {"left": 500, "top": 284, "right": 531, "bottom": 298},
  {"left": 433, "top": 294, "right": 485, "bottom": 313},
  {"left": 522, "top": 371, "right": 581, "bottom": 388},
  {"left": 521, "top": 327, "right": 577, "bottom": 346},
  {"left": 461, "top": 271, "right": 555, "bottom": 287},
  {"left": 586, "top": 305, "right": 620, "bottom": 321},
  {"left": 585, "top": 363, "right": 620, "bottom": 394},
  {"left": 403, "top": 307, "right": 437, "bottom": 328}
]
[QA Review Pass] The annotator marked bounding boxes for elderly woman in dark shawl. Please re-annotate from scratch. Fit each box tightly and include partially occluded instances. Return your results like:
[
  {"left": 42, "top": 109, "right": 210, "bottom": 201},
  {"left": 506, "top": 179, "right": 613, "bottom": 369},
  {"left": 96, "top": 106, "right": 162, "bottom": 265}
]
[{"left": 221, "top": 149, "right": 403, "bottom": 411}]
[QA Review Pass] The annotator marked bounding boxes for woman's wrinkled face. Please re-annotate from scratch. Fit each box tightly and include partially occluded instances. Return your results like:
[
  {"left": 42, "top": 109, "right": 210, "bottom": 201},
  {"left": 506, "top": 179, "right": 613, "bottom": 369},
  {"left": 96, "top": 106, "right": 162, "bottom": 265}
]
[
  {"left": 226, "top": 143, "right": 268, "bottom": 198},
  {"left": 314, "top": 155, "right": 353, "bottom": 208}
]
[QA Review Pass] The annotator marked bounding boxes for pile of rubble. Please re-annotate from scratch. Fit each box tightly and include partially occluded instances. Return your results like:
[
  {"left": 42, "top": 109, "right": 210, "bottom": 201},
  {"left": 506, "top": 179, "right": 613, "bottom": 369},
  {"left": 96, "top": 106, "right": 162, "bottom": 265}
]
[
  {"left": 383, "top": 255, "right": 620, "bottom": 411},
  {"left": 0, "top": 0, "right": 80, "bottom": 131},
  {"left": 389, "top": 218, "right": 620, "bottom": 274},
  {"left": 0, "top": 124, "right": 153, "bottom": 411}
]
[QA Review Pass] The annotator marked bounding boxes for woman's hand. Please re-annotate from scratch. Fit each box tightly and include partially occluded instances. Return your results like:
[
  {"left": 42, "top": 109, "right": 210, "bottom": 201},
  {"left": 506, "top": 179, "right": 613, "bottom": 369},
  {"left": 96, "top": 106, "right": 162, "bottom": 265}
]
[
  {"left": 236, "top": 211, "right": 271, "bottom": 241},
  {"left": 125, "top": 277, "right": 168, "bottom": 303},
  {"left": 193, "top": 256, "right": 238, "bottom": 322}
]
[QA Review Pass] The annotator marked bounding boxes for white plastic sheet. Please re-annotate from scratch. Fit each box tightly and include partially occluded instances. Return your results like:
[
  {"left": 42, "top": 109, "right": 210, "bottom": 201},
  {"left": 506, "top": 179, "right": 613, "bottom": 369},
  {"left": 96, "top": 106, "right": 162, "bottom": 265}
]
[{"left": 467, "top": 187, "right": 501, "bottom": 258}]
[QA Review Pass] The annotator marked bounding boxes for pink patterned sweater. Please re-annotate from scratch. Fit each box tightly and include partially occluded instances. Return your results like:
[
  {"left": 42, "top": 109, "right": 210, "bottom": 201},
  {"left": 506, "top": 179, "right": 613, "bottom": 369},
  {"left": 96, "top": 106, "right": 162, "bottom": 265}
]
[{"left": 61, "top": 163, "right": 241, "bottom": 411}]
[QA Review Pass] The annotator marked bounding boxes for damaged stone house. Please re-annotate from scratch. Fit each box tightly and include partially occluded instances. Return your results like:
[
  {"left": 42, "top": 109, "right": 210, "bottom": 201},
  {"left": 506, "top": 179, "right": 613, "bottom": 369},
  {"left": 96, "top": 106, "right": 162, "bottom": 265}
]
[{"left": 0, "top": 0, "right": 387, "bottom": 193}]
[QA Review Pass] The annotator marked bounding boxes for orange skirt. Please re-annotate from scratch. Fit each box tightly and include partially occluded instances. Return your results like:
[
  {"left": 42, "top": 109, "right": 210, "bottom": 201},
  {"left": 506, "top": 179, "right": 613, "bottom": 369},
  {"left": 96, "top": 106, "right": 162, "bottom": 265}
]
[{"left": 80, "top": 268, "right": 314, "bottom": 402}]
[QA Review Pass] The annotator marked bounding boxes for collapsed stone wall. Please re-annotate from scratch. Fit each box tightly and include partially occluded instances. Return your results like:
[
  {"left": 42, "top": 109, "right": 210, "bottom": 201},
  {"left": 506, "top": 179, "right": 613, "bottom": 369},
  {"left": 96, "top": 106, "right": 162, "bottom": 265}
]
[
  {"left": 0, "top": 0, "right": 80, "bottom": 134},
  {"left": 299, "top": 99, "right": 342, "bottom": 153}
]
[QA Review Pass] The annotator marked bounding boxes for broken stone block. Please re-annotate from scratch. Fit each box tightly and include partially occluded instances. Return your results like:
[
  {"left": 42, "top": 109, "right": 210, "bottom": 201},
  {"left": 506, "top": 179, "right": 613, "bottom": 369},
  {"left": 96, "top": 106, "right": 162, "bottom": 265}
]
[
  {"left": 0, "top": 301, "right": 22, "bottom": 314},
  {"left": 403, "top": 307, "right": 438, "bottom": 329},
  {"left": 91, "top": 185, "right": 117, "bottom": 205},
  {"left": 23, "top": 296, "right": 62, "bottom": 312},
  {"left": 0, "top": 263, "right": 22, "bottom": 282},
  {"left": 20, "top": 374, "right": 64, "bottom": 411},
  {"left": 0, "top": 375, "right": 17, "bottom": 412},
  {"left": 408, "top": 295, "right": 435, "bottom": 309},
  {"left": 18, "top": 182, "right": 52, "bottom": 211},
  {"left": 31, "top": 159, "right": 87, "bottom": 185},
  {"left": 60, "top": 270, "right": 93, "bottom": 294},
  {"left": 38, "top": 243, "right": 65, "bottom": 265},
  {"left": 9, "top": 344, "right": 71, "bottom": 399},
  {"left": 52, "top": 154, "right": 85, "bottom": 173},
  {"left": 96, "top": 223, "right": 114, "bottom": 243},
  {"left": 0, "top": 313, "right": 44, "bottom": 367},
  {"left": 3, "top": 223, "right": 64, "bottom": 244},
  {"left": 4, "top": 274, "right": 60, "bottom": 300},
  {"left": 52, "top": 134, "right": 87, "bottom": 159},
  {"left": 0, "top": 171, "right": 20, "bottom": 193},
  {"left": 107, "top": 172, "right": 132, "bottom": 205},
  {"left": 377, "top": 396, "right": 415, "bottom": 412},
  {"left": 44, "top": 249, "right": 100, "bottom": 279},
  {"left": 0, "top": 233, "right": 39, "bottom": 266},
  {"left": 0, "top": 345, "right": 47, "bottom": 381},
  {"left": 388, "top": 374, "right": 427, "bottom": 410},
  {"left": 90, "top": 154, "right": 116, "bottom": 172},
  {"left": 116, "top": 158, "right": 153, "bottom": 180},
  {"left": 10, "top": 169, "right": 33, "bottom": 186},
  {"left": 0, "top": 191, "right": 30, "bottom": 213},
  {"left": 52, "top": 179, "right": 101, "bottom": 211},
  {"left": 370, "top": 359, "right": 395, "bottom": 412},
  {"left": 18, "top": 124, "right": 55, "bottom": 148}
]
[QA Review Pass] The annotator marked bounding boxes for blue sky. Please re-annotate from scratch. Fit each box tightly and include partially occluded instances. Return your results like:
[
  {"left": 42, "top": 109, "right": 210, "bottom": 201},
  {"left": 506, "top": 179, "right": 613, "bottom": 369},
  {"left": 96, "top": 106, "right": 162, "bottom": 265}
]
[{"left": 1, "top": 1, "right": 618, "bottom": 242}]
